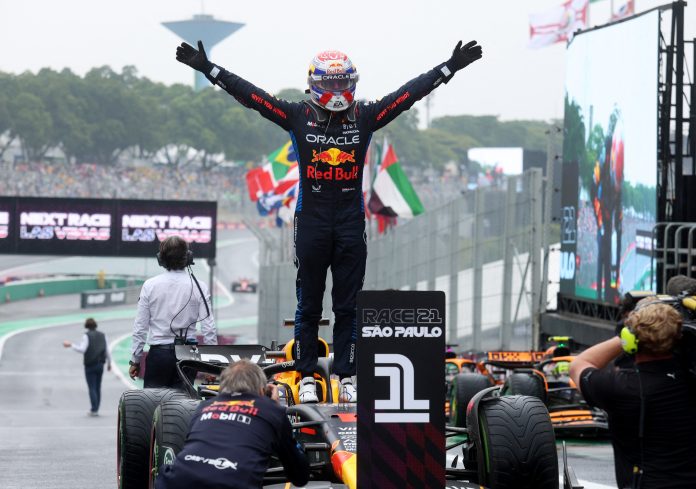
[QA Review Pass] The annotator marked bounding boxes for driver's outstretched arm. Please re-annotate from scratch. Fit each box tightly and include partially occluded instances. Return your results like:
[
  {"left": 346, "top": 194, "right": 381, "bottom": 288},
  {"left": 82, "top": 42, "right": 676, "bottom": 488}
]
[
  {"left": 176, "top": 40, "right": 297, "bottom": 130},
  {"left": 364, "top": 40, "right": 483, "bottom": 132}
]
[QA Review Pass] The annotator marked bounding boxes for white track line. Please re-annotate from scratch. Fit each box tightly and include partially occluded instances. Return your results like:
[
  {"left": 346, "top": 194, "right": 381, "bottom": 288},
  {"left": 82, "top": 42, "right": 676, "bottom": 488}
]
[
  {"left": 0, "top": 321, "right": 77, "bottom": 363},
  {"left": 109, "top": 331, "right": 138, "bottom": 390},
  {"left": 559, "top": 476, "right": 615, "bottom": 489},
  {"left": 578, "top": 481, "right": 615, "bottom": 489}
]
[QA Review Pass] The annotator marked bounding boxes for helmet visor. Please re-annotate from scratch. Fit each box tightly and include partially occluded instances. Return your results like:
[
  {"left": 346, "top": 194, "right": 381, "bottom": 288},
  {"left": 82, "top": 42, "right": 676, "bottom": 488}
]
[{"left": 310, "top": 73, "right": 358, "bottom": 92}]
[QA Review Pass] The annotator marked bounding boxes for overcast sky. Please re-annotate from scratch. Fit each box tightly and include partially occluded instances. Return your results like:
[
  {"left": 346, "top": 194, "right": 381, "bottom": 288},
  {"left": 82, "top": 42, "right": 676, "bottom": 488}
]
[{"left": 0, "top": 0, "right": 692, "bottom": 124}]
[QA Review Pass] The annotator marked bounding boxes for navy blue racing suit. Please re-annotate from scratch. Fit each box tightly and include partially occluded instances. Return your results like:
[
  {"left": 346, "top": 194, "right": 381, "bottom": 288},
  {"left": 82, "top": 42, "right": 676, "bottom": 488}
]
[
  {"left": 155, "top": 393, "right": 309, "bottom": 489},
  {"left": 205, "top": 62, "right": 456, "bottom": 377}
]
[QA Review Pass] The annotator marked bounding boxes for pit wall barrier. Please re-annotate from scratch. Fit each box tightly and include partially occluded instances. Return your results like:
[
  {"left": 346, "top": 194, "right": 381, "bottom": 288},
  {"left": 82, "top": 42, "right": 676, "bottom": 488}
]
[
  {"left": 256, "top": 169, "right": 546, "bottom": 350},
  {"left": 1, "top": 276, "right": 144, "bottom": 303}
]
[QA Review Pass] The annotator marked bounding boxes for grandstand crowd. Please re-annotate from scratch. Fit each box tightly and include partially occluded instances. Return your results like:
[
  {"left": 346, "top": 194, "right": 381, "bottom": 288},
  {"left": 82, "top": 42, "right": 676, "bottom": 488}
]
[
  {"left": 0, "top": 161, "right": 247, "bottom": 211},
  {"left": 1, "top": 160, "right": 481, "bottom": 214}
]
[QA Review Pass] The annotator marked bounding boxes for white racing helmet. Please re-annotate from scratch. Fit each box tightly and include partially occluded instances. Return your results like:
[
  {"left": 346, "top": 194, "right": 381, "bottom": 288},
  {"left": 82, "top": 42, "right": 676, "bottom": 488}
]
[{"left": 308, "top": 50, "right": 359, "bottom": 112}]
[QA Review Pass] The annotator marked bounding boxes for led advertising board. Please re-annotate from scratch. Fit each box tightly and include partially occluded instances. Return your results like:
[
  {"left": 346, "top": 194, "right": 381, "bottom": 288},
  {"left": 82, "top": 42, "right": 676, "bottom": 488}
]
[
  {"left": 0, "top": 197, "right": 216, "bottom": 258},
  {"left": 560, "top": 10, "right": 659, "bottom": 305}
]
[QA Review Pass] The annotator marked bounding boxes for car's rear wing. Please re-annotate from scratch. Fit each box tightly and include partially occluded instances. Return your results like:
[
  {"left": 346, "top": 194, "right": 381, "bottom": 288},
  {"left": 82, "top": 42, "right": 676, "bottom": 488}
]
[
  {"left": 480, "top": 350, "right": 548, "bottom": 368},
  {"left": 174, "top": 344, "right": 274, "bottom": 366}
]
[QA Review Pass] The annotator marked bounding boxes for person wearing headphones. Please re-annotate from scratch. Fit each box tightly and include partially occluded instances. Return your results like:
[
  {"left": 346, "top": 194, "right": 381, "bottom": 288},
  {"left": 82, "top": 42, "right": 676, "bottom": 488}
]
[
  {"left": 569, "top": 301, "right": 696, "bottom": 489},
  {"left": 176, "top": 38, "right": 483, "bottom": 403},
  {"left": 129, "top": 235, "right": 217, "bottom": 388}
]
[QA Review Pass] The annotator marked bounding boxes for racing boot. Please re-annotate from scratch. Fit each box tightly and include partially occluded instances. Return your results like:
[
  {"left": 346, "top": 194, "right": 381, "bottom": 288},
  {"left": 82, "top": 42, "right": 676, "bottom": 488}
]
[
  {"left": 299, "top": 376, "right": 319, "bottom": 403},
  {"left": 339, "top": 377, "right": 357, "bottom": 403}
]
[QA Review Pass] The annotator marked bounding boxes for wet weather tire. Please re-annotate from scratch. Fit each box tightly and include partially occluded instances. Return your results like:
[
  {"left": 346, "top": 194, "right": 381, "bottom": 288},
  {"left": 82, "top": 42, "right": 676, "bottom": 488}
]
[
  {"left": 479, "top": 395, "right": 558, "bottom": 489},
  {"left": 149, "top": 399, "right": 200, "bottom": 488},
  {"left": 117, "top": 389, "right": 188, "bottom": 489},
  {"left": 450, "top": 373, "right": 493, "bottom": 428},
  {"left": 503, "top": 372, "right": 546, "bottom": 402}
]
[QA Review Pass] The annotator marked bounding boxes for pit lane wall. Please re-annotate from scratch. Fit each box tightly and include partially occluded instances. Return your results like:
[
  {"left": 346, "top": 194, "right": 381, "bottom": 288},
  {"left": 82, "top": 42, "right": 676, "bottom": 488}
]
[
  {"left": 256, "top": 170, "right": 547, "bottom": 350},
  {"left": 1, "top": 276, "right": 144, "bottom": 303}
]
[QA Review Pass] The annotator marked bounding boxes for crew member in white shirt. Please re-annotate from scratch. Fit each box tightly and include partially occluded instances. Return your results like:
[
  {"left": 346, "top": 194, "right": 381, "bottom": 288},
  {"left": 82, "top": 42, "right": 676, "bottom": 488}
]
[{"left": 128, "top": 236, "right": 217, "bottom": 388}]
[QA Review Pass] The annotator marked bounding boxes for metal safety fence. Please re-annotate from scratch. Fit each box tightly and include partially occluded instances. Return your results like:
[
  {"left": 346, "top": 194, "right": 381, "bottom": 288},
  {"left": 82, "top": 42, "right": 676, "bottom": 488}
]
[{"left": 253, "top": 169, "right": 544, "bottom": 351}]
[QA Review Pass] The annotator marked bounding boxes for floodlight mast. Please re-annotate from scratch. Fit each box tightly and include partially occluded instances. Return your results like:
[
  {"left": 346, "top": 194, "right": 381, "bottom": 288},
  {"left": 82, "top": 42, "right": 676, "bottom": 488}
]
[{"left": 163, "top": 14, "right": 244, "bottom": 91}]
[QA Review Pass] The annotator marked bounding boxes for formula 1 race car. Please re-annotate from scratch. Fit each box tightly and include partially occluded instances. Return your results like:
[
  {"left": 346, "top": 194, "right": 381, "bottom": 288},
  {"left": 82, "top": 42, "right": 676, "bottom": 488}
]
[
  {"left": 447, "top": 339, "right": 608, "bottom": 437},
  {"left": 231, "top": 278, "right": 257, "bottom": 293},
  {"left": 117, "top": 325, "right": 560, "bottom": 489}
]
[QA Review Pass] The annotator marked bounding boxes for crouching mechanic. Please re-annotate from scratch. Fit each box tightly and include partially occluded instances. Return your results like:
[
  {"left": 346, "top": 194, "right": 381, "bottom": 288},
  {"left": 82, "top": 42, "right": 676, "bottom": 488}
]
[
  {"left": 569, "top": 301, "right": 696, "bottom": 488},
  {"left": 176, "top": 38, "right": 483, "bottom": 403},
  {"left": 155, "top": 360, "right": 309, "bottom": 489}
]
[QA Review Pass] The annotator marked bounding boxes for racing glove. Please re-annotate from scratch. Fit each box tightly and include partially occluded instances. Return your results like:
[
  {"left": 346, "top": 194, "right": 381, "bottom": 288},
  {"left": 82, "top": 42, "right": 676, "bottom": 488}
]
[
  {"left": 176, "top": 40, "right": 215, "bottom": 75},
  {"left": 446, "top": 40, "right": 483, "bottom": 73}
]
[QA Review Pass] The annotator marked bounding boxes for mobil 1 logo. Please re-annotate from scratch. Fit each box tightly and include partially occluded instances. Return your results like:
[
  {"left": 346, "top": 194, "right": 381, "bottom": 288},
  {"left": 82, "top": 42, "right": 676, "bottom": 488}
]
[{"left": 357, "top": 290, "right": 445, "bottom": 489}]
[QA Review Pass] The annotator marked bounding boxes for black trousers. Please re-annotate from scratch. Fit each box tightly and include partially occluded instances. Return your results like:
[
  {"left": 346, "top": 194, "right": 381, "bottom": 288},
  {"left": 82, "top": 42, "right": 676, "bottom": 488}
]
[
  {"left": 293, "top": 208, "right": 366, "bottom": 377},
  {"left": 144, "top": 347, "right": 184, "bottom": 389},
  {"left": 84, "top": 362, "right": 104, "bottom": 412}
]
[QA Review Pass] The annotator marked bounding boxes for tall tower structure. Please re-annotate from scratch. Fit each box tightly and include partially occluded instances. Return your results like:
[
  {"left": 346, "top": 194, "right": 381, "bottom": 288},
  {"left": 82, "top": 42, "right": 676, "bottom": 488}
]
[{"left": 163, "top": 14, "right": 244, "bottom": 91}]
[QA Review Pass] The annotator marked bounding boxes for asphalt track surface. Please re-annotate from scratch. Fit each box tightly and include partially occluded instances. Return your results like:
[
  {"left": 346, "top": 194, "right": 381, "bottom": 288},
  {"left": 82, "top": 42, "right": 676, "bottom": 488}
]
[{"left": 0, "top": 229, "right": 616, "bottom": 488}]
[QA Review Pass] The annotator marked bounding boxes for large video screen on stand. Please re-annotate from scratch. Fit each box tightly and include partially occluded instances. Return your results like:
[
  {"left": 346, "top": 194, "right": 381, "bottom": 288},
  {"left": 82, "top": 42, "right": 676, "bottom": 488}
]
[{"left": 560, "top": 10, "right": 659, "bottom": 305}]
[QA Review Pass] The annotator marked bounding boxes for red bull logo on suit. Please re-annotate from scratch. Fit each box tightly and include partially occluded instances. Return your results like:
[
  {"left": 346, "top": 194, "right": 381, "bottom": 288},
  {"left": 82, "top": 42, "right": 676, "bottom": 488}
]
[{"left": 308, "top": 148, "right": 359, "bottom": 181}]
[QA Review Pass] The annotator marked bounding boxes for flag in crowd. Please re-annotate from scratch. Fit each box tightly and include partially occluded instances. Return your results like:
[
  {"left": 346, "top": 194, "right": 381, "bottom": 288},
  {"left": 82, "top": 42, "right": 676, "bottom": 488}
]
[
  {"left": 612, "top": 0, "right": 635, "bottom": 20},
  {"left": 246, "top": 140, "right": 300, "bottom": 227},
  {"left": 245, "top": 167, "right": 274, "bottom": 202},
  {"left": 266, "top": 140, "right": 298, "bottom": 181},
  {"left": 368, "top": 138, "right": 424, "bottom": 221},
  {"left": 529, "top": 0, "right": 589, "bottom": 49},
  {"left": 247, "top": 137, "right": 423, "bottom": 231},
  {"left": 245, "top": 141, "right": 298, "bottom": 202}
]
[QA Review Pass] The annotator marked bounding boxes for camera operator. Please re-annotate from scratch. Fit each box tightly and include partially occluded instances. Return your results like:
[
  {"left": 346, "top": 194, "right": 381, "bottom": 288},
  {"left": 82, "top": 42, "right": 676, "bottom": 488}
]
[
  {"left": 129, "top": 236, "right": 217, "bottom": 388},
  {"left": 155, "top": 360, "right": 309, "bottom": 489},
  {"left": 569, "top": 301, "right": 696, "bottom": 488}
]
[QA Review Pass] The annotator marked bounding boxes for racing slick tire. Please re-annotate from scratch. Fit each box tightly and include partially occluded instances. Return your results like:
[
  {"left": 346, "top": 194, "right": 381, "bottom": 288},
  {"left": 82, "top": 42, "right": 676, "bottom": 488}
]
[
  {"left": 149, "top": 399, "right": 200, "bottom": 488},
  {"left": 479, "top": 395, "right": 558, "bottom": 489},
  {"left": 450, "top": 373, "right": 493, "bottom": 428},
  {"left": 503, "top": 372, "right": 546, "bottom": 402},
  {"left": 117, "top": 388, "right": 188, "bottom": 489}
]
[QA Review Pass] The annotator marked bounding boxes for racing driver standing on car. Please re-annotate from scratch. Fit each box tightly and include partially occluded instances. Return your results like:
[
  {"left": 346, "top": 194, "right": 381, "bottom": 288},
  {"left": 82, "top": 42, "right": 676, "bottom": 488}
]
[{"left": 176, "top": 39, "right": 483, "bottom": 403}]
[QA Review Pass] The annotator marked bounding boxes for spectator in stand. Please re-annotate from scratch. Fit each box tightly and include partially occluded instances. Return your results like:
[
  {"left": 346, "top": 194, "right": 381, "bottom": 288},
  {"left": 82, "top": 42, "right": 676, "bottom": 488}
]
[{"left": 63, "top": 318, "right": 111, "bottom": 416}]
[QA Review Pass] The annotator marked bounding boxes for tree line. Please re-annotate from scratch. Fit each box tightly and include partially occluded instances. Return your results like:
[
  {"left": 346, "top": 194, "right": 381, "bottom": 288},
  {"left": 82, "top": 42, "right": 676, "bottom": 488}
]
[{"left": 0, "top": 67, "right": 559, "bottom": 168}]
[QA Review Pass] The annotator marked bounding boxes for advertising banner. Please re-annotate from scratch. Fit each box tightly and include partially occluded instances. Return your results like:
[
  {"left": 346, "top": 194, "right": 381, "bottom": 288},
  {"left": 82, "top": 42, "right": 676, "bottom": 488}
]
[
  {"left": 561, "top": 10, "right": 659, "bottom": 304},
  {"left": 0, "top": 197, "right": 216, "bottom": 258},
  {"left": 15, "top": 196, "right": 115, "bottom": 256},
  {"left": 117, "top": 199, "right": 216, "bottom": 258},
  {"left": 356, "top": 290, "right": 445, "bottom": 488},
  {"left": 0, "top": 197, "right": 14, "bottom": 255},
  {"left": 81, "top": 289, "right": 129, "bottom": 309}
]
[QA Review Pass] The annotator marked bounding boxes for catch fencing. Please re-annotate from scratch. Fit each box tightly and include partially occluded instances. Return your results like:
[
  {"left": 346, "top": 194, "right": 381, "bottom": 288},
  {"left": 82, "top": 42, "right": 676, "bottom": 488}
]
[{"left": 253, "top": 169, "right": 545, "bottom": 351}]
